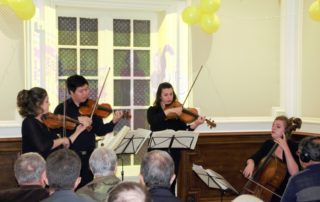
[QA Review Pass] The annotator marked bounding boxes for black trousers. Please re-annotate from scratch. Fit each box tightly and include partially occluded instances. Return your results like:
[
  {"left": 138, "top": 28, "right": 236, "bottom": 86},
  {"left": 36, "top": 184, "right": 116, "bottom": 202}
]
[{"left": 75, "top": 150, "right": 94, "bottom": 189}]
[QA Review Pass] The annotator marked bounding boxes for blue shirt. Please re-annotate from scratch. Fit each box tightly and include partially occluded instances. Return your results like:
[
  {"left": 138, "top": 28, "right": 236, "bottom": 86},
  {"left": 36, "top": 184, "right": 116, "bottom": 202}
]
[{"left": 281, "top": 164, "right": 320, "bottom": 202}]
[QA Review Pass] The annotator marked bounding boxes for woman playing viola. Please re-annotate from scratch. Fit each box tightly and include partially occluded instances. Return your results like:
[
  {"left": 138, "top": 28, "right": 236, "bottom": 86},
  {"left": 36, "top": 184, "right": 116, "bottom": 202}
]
[
  {"left": 17, "top": 87, "right": 86, "bottom": 159},
  {"left": 242, "top": 116, "right": 301, "bottom": 202},
  {"left": 147, "top": 82, "right": 205, "bottom": 194}
]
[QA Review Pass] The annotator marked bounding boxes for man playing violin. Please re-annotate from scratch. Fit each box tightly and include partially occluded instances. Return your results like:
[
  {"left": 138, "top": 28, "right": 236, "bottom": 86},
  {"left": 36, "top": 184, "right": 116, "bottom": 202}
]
[
  {"left": 147, "top": 82, "right": 205, "bottom": 195},
  {"left": 54, "top": 75, "right": 123, "bottom": 189}
]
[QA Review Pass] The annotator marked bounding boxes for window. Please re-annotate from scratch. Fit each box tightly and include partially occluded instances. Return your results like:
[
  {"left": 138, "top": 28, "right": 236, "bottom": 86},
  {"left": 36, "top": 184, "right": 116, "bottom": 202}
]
[
  {"left": 58, "top": 17, "right": 99, "bottom": 101},
  {"left": 113, "top": 19, "right": 151, "bottom": 134},
  {"left": 57, "top": 12, "right": 154, "bottom": 169}
]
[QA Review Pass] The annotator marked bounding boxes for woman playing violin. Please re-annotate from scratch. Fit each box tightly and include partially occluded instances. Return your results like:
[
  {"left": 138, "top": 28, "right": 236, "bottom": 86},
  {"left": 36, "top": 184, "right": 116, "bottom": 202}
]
[
  {"left": 242, "top": 116, "right": 301, "bottom": 202},
  {"left": 147, "top": 82, "right": 205, "bottom": 194},
  {"left": 17, "top": 87, "right": 86, "bottom": 159}
]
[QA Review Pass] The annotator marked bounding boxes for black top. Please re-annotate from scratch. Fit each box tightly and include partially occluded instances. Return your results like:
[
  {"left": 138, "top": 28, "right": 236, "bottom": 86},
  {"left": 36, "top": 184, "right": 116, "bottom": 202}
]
[
  {"left": 149, "top": 187, "right": 182, "bottom": 202},
  {"left": 249, "top": 139, "right": 299, "bottom": 201},
  {"left": 0, "top": 185, "right": 49, "bottom": 202},
  {"left": 54, "top": 98, "right": 115, "bottom": 152},
  {"left": 21, "top": 116, "right": 59, "bottom": 158},
  {"left": 147, "top": 105, "right": 191, "bottom": 131}
]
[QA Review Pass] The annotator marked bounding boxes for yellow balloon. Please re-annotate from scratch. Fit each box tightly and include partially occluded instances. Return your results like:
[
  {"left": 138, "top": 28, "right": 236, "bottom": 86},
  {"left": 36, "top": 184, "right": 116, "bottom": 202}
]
[
  {"left": 14, "top": 3, "right": 35, "bottom": 20},
  {"left": 8, "top": 0, "right": 35, "bottom": 20},
  {"left": 200, "top": 0, "right": 221, "bottom": 14},
  {"left": 182, "top": 6, "right": 201, "bottom": 25},
  {"left": 309, "top": 1, "right": 320, "bottom": 21},
  {"left": 0, "top": 0, "right": 8, "bottom": 5},
  {"left": 8, "top": 0, "right": 33, "bottom": 10},
  {"left": 200, "top": 14, "right": 220, "bottom": 33}
]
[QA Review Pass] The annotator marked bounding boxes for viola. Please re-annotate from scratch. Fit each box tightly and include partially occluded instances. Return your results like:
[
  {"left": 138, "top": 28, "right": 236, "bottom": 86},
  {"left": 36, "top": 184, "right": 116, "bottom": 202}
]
[
  {"left": 41, "top": 112, "right": 81, "bottom": 130},
  {"left": 165, "top": 101, "right": 216, "bottom": 129},
  {"left": 79, "top": 99, "right": 131, "bottom": 119},
  {"left": 242, "top": 117, "right": 302, "bottom": 201}
]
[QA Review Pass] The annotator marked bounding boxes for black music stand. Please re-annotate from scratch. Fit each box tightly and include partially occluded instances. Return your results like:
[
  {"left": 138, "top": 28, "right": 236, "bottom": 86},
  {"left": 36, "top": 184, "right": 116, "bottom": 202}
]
[
  {"left": 113, "top": 128, "right": 151, "bottom": 181},
  {"left": 192, "top": 164, "right": 239, "bottom": 202},
  {"left": 148, "top": 129, "right": 199, "bottom": 152}
]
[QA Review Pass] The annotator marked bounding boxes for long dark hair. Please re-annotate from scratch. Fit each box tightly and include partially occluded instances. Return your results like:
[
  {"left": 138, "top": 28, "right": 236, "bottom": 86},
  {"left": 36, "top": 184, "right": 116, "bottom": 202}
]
[
  {"left": 17, "top": 87, "right": 48, "bottom": 117},
  {"left": 153, "top": 82, "right": 178, "bottom": 107}
]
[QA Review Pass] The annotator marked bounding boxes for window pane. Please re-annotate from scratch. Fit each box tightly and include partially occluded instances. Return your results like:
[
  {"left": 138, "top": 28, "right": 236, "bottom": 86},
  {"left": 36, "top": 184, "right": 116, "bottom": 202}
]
[
  {"left": 113, "top": 19, "right": 130, "bottom": 46},
  {"left": 87, "top": 80, "right": 98, "bottom": 99},
  {"left": 133, "top": 20, "right": 150, "bottom": 47},
  {"left": 58, "top": 80, "right": 69, "bottom": 103},
  {"left": 134, "top": 109, "right": 148, "bottom": 129},
  {"left": 133, "top": 109, "right": 149, "bottom": 165},
  {"left": 113, "top": 111, "right": 131, "bottom": 133},
  {"left": 80, "top": 49, "right": 98, "bottom": 76},
  {"left": 134, "top": 50, "right": 149, "bottom": 76},
  {"left": 114, "top": 80, "right": 130, "bottom": 106},
  {"left": 80, "top": 18, "right": 98, "bottom": 46},
  {"left": 114, "top": 50, "right": 130, "bottom": 76},
  {"left": 58, "top": 17, "right": 77, "bottom": 45},
  {"left": 58, "top": 48, "right": 77, "bottom": 76},
  {"left": 59, "top": 79, "right": 97, "bottom": 103},
  {"left": 134, "top": 80, "right": 149, "bottom": 106}
]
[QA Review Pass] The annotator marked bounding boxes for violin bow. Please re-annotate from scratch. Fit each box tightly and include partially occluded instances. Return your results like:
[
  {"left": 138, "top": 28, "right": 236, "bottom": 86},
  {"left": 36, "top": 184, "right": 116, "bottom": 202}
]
[
  {"left": 89, "top": 67, "right": 111, "bottom": 119},
  {"left": 62, "top": 80, "right": 68, "bottom": 137},
  {"left": 182, "top": 65, "right": 204, "bottom": 106}
]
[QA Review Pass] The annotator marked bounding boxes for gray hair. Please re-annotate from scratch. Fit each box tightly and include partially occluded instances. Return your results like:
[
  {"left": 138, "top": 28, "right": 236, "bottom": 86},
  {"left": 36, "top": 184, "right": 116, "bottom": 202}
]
[
  {"left": 14, "top": 152, "right": 46, "bottom": 185},
  {"left": 140, "top": 150, "right": 174, "bottom": 188},
  {"left": 107, "top": 181, "right": 151, "bottom": 202},
  {"left": 89, "top": 147, "right": 117, "bottom": 176},
  {"left": 46, "top": 149, "right": 81, "bottom": 190}
]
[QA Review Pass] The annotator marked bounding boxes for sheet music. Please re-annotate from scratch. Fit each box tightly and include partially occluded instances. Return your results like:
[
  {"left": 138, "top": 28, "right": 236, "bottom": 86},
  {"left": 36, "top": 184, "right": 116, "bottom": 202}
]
[
  {"left": 114, "top": 128, "right": 151, "bottom": 154},
  {"left": 192, "top": 164, "right": 239, "bottom": 194},
  {"left": 106, "top": 126, "right": 130, "bottom": 150},
  {"left": 150, "top": 129, "right": 198, "bottom": 149}
]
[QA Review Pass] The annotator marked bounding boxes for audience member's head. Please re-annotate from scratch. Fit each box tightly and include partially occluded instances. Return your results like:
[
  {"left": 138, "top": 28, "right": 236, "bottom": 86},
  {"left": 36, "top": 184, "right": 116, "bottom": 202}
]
[
  {"left": 298, "top": 136, "right": 320, "bottom": 168},
  {"left": 107, "top": 181, "right": 151, "bottom": 202},
  {"left": 232, "top": 194, "right": 263, "bottom": 202},
  {"left": 89, "top": 147, "right": 117, "bottom": 177},
  {"left": 140, "top": 150, "right": 175, "bottom": 188},
  {"left": 14, "top": 152, "right": 47, "bottom": 187},
  {"left": 46, "top": 149, "right": 81, "bottom": 191}
]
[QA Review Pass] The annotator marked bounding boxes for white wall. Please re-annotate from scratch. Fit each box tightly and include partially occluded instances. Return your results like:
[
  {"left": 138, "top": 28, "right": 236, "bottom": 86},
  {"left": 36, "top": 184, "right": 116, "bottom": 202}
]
[{"left": 0, "top": 7, "right": 24, "bottom": 121}]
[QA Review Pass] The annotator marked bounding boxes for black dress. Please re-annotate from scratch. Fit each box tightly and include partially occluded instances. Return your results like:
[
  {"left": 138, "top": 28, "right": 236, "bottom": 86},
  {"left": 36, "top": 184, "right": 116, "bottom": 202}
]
[
  {"left": 147, "top": 105, "right": 192, "bottom": 195},
  {"left": 249, "top": 139, "right": 299, "bottom": 202},
  {"left": 54, "top": 98, "right": 115, "bottom": 188},
  {"left": 21, "top": 116, "right": 59, "bottom": 159}
]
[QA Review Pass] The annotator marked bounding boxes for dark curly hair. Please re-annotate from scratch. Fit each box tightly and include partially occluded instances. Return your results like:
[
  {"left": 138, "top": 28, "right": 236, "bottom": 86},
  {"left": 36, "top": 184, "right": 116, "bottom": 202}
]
[{"left": 17, "top": 87, "right": 47, "bottom": 117}]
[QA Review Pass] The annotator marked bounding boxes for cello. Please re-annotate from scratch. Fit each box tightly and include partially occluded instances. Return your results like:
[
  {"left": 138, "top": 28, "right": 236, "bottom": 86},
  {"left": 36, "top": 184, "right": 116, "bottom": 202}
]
[{"left": 241, "top": 117, "right": 302, "bottom": 201}]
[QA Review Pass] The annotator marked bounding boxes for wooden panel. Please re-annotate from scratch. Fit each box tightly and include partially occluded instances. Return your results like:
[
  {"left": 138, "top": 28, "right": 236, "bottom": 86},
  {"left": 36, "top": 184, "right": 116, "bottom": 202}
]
[
  {"left": 0, "top": 138, "right": 21, "bottom": 190},
  {"left": 177, "top": 132, "right": 311, "bottom": 202}
]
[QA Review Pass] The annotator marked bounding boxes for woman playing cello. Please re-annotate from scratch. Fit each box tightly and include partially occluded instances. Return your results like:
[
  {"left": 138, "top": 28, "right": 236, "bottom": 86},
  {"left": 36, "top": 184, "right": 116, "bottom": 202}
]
[
  {"left": 147, "top": 82, "right": 205, "bottom": 194},
  {"left": 242, "top": 116, "right": 301, "bottom": 202},
  {"left": 17, "top": 87, "right": 86, "bottom": 158}
]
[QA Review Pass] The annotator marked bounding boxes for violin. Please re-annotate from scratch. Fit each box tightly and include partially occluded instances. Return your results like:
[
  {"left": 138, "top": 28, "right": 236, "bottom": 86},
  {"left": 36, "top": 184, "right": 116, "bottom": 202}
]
[
  {"left": 242, "top": 117, "right": 302, "bottom": 201},
  {"left": 79, "top": 99, "right": 131, "bottom": 119},
  {"left": 41, "top": 112, "right": 81, "bottom": 130},
  {"left": 165, "top": 101, "right": 216, "bottom": 129}
]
